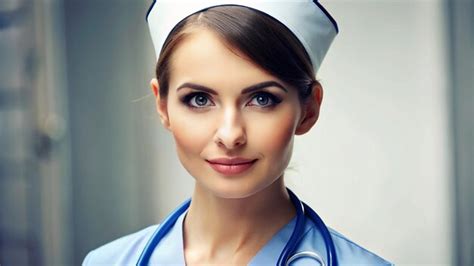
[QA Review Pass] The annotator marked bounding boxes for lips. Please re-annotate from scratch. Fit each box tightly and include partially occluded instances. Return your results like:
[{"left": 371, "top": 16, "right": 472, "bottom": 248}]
[
  {"left": 207, "top": 157, "right": 256, "bottom": 165},
  {"left": 206, "top": 157, "right": 258, "bottom": 175}
]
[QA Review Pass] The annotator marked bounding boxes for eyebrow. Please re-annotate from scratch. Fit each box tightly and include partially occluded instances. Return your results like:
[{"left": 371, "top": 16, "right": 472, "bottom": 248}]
[{"left": 176, "top": 81, "right": 288, "bottom": 95}]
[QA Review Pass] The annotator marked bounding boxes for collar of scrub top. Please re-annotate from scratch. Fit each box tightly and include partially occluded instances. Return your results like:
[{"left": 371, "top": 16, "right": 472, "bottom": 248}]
[
  {"left": 148, "top": 208, "right": 301, "bottom": 264},
  {"left": 146, "top": 0, "right": 339, "bottom": 74}
]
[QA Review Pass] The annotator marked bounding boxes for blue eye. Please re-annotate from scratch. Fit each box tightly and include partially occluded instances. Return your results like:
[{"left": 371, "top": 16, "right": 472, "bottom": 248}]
[
  {"left": 248, "top": 92, "right": 282, "bottom": 108},
  {"left": 182, "top": 92, "right": 214, "bottom": 108}
]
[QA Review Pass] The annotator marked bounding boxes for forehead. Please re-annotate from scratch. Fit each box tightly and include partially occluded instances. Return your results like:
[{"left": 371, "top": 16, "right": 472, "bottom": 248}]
[{"left": 168, "top": 27, "right": 282, "bottom": 91}]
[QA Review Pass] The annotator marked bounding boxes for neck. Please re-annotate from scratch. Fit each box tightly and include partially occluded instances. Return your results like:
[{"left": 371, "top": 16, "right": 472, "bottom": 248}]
[{"left": 183, "top": 177, "right": 296, "bottom": 263}]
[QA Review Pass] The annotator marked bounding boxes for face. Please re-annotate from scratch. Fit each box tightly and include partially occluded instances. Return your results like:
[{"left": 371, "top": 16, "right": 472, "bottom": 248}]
[{"left": 153, "top": 27, "right": 319, "bottom": 199}]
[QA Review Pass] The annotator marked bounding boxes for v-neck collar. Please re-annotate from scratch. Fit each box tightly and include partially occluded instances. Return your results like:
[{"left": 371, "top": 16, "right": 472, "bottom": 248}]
[
  {"left": 248, "top": 216, "right": 297, "bottom": 265},
  {"left": 150, "top": 210, "right": 297, "bottom": 265},
  {"left": 149, "top": 210, "right": 187, "bottom": 265}
]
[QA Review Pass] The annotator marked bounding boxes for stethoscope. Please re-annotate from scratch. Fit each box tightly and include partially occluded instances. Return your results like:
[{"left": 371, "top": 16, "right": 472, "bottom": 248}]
[{"left": 137, "top": 188, "right": 338, "bottom": 266}]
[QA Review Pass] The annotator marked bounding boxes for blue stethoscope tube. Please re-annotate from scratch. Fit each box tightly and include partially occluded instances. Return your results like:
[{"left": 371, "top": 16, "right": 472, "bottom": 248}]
[{"left": 137, "top": 188, "right": 338, "bottom": 266}]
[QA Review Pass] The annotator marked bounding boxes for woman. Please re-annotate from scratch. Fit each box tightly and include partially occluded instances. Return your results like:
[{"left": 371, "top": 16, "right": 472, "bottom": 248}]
[{"left": 83, "top": 1, "right": 392, "bottom": 265}]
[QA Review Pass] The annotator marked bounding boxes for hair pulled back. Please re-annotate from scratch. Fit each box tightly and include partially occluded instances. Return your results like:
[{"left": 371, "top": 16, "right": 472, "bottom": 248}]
[{"left": 156, "top": 5, "right": 318, "bottom": 102}]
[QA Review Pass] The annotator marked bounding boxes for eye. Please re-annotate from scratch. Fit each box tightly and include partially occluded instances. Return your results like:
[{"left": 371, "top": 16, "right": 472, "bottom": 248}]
[
  {"left": 247, "top": 92, "right": 282, "bottom": 108},
  {"left": 181, "top": 92, "right": 214, "bottom": 108}
]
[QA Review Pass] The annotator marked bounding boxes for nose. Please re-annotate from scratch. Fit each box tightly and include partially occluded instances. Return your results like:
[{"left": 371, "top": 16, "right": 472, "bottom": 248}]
[{"left": 214, "top": 108, "right": 246, "bottom": 150}]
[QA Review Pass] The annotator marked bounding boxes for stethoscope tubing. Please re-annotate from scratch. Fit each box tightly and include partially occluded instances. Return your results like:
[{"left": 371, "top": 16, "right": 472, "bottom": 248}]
[
  {"left": 302, "top": 200, "right": 338, "bottom": 266},
  {"left": 279, "top": 189, "right": 338, "bottom": 266},
  {"left": 136, "top": 188, "right": 338, "bottom": 266},
  {"left": 136, "top": 199, "right": 191, "bottom": 264}
]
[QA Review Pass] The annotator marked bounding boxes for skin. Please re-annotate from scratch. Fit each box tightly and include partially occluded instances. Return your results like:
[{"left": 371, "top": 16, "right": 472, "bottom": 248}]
[{"left": 151, "top": 27, "right": 323, "bottom": 264}]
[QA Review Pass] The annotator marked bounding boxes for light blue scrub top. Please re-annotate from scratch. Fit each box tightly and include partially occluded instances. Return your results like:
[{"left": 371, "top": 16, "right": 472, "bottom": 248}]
[{"left": 83, "top": 210, "right": 393, "bottom": 265}]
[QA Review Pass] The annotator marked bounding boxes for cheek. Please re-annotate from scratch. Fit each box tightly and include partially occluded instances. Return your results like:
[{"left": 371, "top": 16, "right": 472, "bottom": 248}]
[
  {"left": 248, "top": 108, "right": 298, "bottom": 157},
  {"left": 167, "top": 106, "right": 215, "bottom": 158}
]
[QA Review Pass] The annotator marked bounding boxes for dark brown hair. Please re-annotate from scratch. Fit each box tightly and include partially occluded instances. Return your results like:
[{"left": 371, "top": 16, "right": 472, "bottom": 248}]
[{"left": 156, "top": 5, "right": 318, "bottom": 102}]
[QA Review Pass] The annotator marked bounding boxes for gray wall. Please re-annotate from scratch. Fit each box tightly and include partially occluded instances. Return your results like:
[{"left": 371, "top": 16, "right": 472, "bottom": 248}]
[
  {"left": 448, "top": 0, "right": 474, "bottom": 265},
  {"left": 63, "top": 0, "right": 157, "bottom": 263},
  {"left": 294, "top": 1, "right": 452, "bottom": 264}
]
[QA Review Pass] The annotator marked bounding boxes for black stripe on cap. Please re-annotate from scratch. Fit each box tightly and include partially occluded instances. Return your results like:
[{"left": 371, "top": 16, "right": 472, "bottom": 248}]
[
  {"left": 146, "top": 0, "right": 156, "bottom": 22},
  {"left": 313, "top": 0, "right": 339, "bottom": 33}
]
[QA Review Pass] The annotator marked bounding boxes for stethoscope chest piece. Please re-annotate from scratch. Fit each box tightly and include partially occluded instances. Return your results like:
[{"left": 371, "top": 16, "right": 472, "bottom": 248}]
[{"left": 286, "top": 251, "right": 326, "bottom": 266}]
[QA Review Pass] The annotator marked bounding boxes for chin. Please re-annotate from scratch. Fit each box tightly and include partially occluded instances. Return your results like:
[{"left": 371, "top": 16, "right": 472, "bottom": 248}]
[
  {"left": 199, "top": 173, "right": 281, "bottom": 200},
  {"left": 211, "top": 186, "right": 261, "bottom": 199},
  {"left": 197, "top": 180, "right": 251, "bottom": 199}
]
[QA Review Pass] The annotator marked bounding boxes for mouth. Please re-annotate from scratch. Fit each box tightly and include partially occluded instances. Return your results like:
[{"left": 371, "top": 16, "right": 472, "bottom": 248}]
[{"left": 206, "top": 158, "right": 258, "bottom": 175}]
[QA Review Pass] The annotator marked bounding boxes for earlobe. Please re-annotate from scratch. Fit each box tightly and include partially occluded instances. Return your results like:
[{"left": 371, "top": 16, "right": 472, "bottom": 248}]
[
  {"left": 150, "top": 78, "right": 171, "bottom": 130},
  {"left": 295, "top": 83, "right": 323, "bottom": 135}
]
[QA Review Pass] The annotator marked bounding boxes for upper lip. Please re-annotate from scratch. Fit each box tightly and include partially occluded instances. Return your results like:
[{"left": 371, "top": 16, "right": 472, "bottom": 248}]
[{"left": 206, "top": 157, "right": 257, "bottom": 165}]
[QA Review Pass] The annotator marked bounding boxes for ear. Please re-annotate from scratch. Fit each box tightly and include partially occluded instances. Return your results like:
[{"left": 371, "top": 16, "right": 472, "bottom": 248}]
[
  {"left": 295, "top": 82, "right": 323, "bottom": 135},
  {"left": 150, "top": 78, "right": 171, "bottom": 130}
]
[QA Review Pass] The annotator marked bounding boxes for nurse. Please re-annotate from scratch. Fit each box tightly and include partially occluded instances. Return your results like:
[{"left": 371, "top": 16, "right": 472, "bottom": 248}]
[{"left": 83, "top": 1, "right": 393, "bottom": 265}]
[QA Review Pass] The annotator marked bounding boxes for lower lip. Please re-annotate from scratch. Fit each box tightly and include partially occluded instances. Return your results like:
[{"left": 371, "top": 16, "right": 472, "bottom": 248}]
[{"left": 207, "top": 160, "right": 257, "bottom": 175}]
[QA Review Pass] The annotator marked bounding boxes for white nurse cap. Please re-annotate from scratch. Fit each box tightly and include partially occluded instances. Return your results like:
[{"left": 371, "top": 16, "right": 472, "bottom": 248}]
[{"left": 146, "top": 0, "right": 338, "bottom": 74}]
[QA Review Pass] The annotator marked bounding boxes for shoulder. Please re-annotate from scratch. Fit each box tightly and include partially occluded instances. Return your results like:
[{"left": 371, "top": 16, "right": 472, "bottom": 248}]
[
  {"left": 295, "top": 219, "right": 393, "bottom": 265},
  {"left": 82, "top": 224, "right": 158, "bottom": 265},
  {"left": 328, "top": 228, "right": 393, "bottom": 265}
]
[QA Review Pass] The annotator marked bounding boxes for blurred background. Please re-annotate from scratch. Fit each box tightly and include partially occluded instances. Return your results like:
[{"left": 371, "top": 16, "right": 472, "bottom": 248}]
[{"left": 0, "top": 0, "right": 472, "bottom": 265}]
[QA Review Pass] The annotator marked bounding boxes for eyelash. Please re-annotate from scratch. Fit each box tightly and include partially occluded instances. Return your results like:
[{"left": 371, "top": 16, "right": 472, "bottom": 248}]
[{"left": 180, "top": 91, "right": 282, "bottom": 109}]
